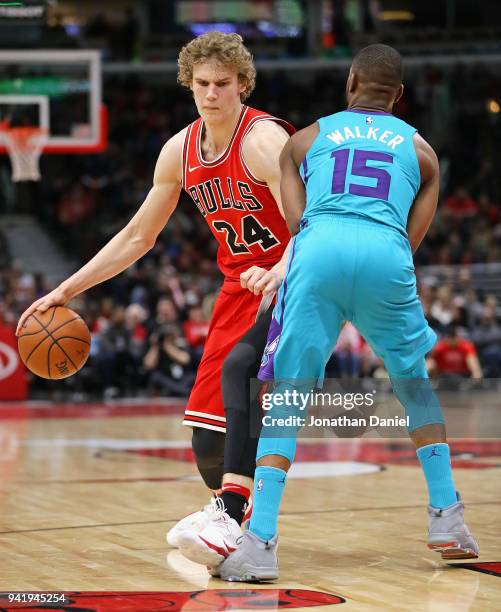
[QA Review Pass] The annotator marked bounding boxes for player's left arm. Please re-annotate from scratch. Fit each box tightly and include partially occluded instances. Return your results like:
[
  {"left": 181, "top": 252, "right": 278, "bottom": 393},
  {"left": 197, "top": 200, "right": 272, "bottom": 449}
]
[
  {"left": 280, "top": 123, "right": 319, "bottom": 234},
  {"left": 240, "top": 120, "right": 291, "bottom": 295},
  {"left": 407, "top": 133, "right": 440, "bottom": 253},
  {"left": 466, "top": 354, "right": 483, "bottom": 378},
  {"left": 241, "top": 121, "right": 319, "bottom": 296},
  {"left": 465, "top": 343, "right": 483, "bottom": 378}
]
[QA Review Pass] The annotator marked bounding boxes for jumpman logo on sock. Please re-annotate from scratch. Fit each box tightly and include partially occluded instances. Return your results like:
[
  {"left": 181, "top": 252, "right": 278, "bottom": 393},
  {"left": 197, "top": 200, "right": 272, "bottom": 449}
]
[{"left": 428, "top": 446, "right": 441, "bottom": 459}]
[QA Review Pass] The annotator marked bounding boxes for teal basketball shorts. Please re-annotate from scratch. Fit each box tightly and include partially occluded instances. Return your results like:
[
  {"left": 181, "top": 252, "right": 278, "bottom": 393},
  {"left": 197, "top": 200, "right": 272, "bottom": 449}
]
[{"left": 259, "top": 215, "right": 436, "bottom": 382}]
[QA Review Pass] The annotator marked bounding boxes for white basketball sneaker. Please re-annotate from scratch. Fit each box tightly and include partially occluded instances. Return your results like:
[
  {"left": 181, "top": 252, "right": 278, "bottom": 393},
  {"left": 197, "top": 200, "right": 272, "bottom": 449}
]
[
  {"left": 166, "top": 497, "right": 218, "bottom": 548},
  {"left": 177, "top": 497, "right": 243, "bottom": 566}
]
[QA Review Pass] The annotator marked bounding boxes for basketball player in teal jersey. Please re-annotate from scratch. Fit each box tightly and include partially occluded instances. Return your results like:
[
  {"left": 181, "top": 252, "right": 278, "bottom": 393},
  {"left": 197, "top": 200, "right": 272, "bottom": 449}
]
[{"left": 218, "top": 44, "right": 479, "bottom": 582}]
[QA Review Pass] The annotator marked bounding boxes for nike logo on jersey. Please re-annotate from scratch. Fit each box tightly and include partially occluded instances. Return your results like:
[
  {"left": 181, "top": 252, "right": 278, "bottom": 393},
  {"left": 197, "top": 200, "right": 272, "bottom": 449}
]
[{"left": 188, "top": 164, "right": 202, "bottom": 172}]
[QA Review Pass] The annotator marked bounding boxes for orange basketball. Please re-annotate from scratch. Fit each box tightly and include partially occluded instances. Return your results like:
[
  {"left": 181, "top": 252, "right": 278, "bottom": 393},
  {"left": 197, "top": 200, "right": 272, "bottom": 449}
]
[{"left": 17, "top": 306, "right": 91, "bottom": 379}]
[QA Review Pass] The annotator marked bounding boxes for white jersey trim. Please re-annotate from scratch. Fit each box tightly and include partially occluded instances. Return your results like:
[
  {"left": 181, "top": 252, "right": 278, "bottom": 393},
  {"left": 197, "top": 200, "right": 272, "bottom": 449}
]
[
  {"left": 182, "top": 123, "right": 195, "bottom": 190},
  {"left": 184, "top": 410, "right": 226, "bottom": 422},
  {"left": 239, "top": 115, "right": 293, "bottom": 187},
  {"left": 196, "top": 105, "right": 248, "bottom": 168},
  {"left": 182, "top": 419, "right": 226, "bottom": 433},
  {"left": 239, "top": 116, "right": 272, "bottom": 186}
]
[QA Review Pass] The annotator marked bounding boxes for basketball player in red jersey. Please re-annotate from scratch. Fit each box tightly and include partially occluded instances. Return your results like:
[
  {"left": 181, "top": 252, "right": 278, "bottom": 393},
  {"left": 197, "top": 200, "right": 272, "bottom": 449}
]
[{"left": 17, "top": 32, "right": 294, "bottom": 562}]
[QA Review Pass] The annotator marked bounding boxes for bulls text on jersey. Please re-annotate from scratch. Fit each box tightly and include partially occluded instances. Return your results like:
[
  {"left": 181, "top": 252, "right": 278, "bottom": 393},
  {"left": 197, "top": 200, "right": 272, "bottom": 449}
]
[
  {"left": 187, "top": 178, "right": 280, "bottom": 255},
  {"left": 188, "top": 178, "right": 263, "bottom": 216}
]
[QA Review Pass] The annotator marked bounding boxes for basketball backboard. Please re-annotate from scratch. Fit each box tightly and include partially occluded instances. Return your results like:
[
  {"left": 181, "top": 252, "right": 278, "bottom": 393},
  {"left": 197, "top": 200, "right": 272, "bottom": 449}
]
[{"left": 0, "top": 49, "right": 106, "bottom": 154}]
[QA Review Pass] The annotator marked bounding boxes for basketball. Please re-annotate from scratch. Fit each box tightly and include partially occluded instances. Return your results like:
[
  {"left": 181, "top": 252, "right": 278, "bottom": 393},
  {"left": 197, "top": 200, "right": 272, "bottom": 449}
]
[{"left": 17, "top": 306, "right": 91, "bottom": 379}]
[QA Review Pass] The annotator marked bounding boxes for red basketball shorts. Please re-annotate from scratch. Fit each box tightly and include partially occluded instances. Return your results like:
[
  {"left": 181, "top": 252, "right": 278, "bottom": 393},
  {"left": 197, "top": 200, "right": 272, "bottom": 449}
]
[{"left": 183, "top": 279, "right": 262, "bottom": 432}]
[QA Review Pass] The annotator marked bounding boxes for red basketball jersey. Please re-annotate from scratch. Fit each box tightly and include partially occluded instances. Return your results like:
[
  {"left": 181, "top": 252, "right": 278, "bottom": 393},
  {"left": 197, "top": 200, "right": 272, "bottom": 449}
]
[{"left": 182, "top": 105, "right": 295, "bottom": 280}]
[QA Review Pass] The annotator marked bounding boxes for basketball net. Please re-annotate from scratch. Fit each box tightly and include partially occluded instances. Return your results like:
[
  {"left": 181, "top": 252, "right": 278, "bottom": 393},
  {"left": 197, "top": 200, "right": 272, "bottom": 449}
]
[{"left": 0, "top": 123, "right": 47, "bottom": 182}]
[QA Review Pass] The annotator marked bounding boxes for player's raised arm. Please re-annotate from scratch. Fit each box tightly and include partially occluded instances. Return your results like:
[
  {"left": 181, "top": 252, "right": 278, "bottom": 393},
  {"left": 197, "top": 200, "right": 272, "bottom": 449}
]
[
  {"left": 280, "top": 123, "right": 319, "bottom": 235},
  {"left": 406, "top": 133, "right": 440, "bottom": 254},
  {"left": 16, "top": 129, "right": 186, "bottom": 335}
]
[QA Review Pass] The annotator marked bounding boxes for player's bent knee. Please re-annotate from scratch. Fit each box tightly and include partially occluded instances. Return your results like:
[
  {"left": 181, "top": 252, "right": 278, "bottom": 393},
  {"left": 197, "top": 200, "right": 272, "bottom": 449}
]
[
  {"left": 389, "top": 357, "right": 428, "bottom": 379},
  {"left": 257, "top": 435, "right": 297, "bottom": 465},
  {"left": 257, "top": 453, "right": 291, "bottom": 471},
  {"left": 192, "top": 427, "right": 225, "bottom": 490},
  {"left": 192, "top": 426, "right": 225, "bottom": 460}
]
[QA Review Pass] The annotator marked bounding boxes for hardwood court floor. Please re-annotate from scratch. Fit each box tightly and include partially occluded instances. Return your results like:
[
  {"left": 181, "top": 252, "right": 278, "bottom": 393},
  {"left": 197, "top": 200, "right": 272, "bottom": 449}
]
[{"left": 0, "top": 400, "right": 500, "bottom": 611}]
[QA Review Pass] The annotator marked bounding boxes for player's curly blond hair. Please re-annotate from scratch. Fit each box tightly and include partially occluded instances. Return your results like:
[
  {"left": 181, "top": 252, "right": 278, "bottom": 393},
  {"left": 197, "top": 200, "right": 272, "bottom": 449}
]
[{"left": 178, "top": 32, "right": 256, "bottom": 101}]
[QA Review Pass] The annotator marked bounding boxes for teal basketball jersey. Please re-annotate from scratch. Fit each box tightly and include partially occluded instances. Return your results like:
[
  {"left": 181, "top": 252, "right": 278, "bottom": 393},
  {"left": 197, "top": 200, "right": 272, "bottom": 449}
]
[{"left": 300, "top": 109, "right": 421, "bottom": 236}]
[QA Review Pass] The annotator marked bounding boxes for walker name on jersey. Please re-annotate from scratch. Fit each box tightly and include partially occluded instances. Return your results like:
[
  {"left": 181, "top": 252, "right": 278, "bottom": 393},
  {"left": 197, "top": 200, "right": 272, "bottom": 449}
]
[
  {"left": 327, "top": 125, "right": 405, "bottom": 149},
  {"left": 188, "top": 178, "right": 263, "bottom": 217}
]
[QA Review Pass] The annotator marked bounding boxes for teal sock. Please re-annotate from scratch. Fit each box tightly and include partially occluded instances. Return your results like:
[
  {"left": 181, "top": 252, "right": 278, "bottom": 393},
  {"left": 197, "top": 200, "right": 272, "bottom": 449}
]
[
  {"left": 249, "top": 466, "right": 287, "bottom": 541},
  {"left": 416, "top": 443, "right": 457, "bottom": 509}
]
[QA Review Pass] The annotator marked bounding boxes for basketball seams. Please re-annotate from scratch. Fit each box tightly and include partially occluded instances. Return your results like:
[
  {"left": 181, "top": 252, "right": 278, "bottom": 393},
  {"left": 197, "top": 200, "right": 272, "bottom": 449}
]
[
  {"left": 47, "top": 339, "right": 54, "bottom": 379},
  {"left": 47, "top": 339, "right": 72, "bottom": 380},
  {"left": 17, "top": 327, "right": 50, "bottom": 338},
  {"left": 46, "top": 337, "right": 91, "bottom": 379},
  {"left": 46, "top": 305, "right": 57, "bottom": 328},
  {"left": 46, "top": 341, "right": 72, "bottom": 379},
  {"left": 23, "top": 333, "right": 52, "bottom": 366},
  {"left": 22, "top": 315, "right": 83, "bottom": 366},
  {"left": 55, "top": 336, "right": 90, "bottom": 346},
  {"left": 18, "top": 305, "right": 58, "bottom": 337},
  {"left": 32, "top": 313, "right": 80, "bottom": 372}
]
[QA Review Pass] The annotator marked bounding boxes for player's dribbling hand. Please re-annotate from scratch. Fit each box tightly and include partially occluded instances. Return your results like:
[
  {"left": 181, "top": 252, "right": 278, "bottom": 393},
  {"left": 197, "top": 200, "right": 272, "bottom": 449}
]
[
  {"left": 240, "top": 266, "right": 282, "bottom": 296},
  {"left": 16, "top": 286, "right": 70, "bottom": 336}
]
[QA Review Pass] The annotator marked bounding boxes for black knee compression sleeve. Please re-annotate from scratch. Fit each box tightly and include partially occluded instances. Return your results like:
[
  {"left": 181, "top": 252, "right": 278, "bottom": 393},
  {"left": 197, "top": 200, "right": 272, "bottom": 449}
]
[
  {"left": 223, "top": 306, "right": 273, "bottom": 478},
  {"left": 191, "top": 427, "right": 225, "bottom": 490}
]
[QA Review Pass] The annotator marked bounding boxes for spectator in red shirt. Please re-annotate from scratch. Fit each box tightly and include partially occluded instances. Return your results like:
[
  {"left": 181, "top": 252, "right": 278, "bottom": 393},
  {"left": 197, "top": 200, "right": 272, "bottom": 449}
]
[
  {"left": 427, "top": 325, "right": 482, "bottom": 378},
  {"left": 183, "top": 305, "right": 209, "bottom": 366},
  {"left": 477, "top": 192, "right": 499, "bottom": 224},
  {"left": 442, "top": 186, "right": 478, "bottom": 219},
  {"left": 58, "top": 184, "right": 97, "bottom": 225}
]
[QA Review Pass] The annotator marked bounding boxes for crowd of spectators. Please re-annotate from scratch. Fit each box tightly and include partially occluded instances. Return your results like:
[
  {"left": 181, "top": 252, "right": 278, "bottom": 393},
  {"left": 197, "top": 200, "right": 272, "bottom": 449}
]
[{"left": 1, "top": 64, "right": 501, "bottom": 399}]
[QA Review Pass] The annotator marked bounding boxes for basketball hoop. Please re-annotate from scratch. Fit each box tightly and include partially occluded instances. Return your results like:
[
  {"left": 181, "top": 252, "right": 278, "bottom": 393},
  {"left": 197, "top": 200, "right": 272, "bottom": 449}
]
[{"left": 0, "top": 124, "right": 47, "bottom": 182}]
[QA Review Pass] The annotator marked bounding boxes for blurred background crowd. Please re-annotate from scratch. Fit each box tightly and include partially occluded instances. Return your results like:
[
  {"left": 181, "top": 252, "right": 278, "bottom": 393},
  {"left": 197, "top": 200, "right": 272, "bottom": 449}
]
[{"left": 0, "top": 0, "right": 500, "bottom": 399}]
